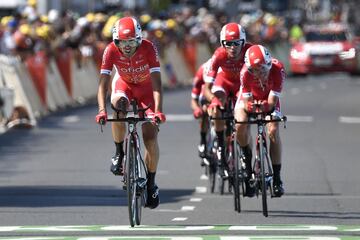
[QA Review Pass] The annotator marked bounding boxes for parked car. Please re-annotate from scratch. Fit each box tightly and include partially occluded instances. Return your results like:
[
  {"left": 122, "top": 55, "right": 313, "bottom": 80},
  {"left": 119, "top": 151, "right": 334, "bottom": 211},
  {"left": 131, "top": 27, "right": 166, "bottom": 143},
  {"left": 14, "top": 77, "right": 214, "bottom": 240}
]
[{"left": 289, "top": 23, "right": 358, "bottom": 76}]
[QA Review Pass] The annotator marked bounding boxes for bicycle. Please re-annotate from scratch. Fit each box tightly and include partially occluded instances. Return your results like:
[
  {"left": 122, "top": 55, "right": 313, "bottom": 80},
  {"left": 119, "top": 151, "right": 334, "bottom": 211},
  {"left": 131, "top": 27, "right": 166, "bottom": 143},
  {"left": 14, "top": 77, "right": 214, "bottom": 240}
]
[
  {"left": 199, "top": 116, "right": 217, "bottom": 193},
  {"left": 210, "top": 95, "right": 246, "bottom": 205},
  {"left": 104, "top": 99, "right": 155, "bottom": 227},
  {"left": 236, "top": 107, "right": 287, "bottom": 217}
]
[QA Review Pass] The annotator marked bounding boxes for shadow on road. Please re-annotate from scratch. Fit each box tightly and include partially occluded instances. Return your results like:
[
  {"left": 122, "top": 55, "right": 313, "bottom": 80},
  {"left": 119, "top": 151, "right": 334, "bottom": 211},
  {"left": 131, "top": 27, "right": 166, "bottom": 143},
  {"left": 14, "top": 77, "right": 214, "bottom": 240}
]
[{"left": 0, "top": 185, "right": 194, "bottom": 207}]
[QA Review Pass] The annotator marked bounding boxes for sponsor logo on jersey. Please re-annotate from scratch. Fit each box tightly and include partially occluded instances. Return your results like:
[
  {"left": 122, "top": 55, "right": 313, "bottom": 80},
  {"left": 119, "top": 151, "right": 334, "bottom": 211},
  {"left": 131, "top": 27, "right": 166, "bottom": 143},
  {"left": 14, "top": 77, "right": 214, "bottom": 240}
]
[{"left": 119, "top": 64, "right": 149, "bottom": 73}]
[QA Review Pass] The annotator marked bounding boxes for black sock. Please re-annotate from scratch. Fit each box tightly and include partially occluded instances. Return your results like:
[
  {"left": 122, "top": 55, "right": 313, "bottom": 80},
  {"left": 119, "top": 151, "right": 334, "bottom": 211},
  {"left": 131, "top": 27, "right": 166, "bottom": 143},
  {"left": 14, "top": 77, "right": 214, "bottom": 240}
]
[
  {"left": 272, "top": 164, "right": 281, "bottom": 182},
  {"left": 115, "top": 141, "right": 124, "bottom": 156},
  {"left": 147, "top": 171, "right": 156, "bottom": 188},
  {"left": 216, "top": 131, "right": 224, "bottom": 147},
  {"left": 200, "top": 132, "right": 207, "bottom": 145},
  {"left": 241, "top": 145, "right": 252, "bottom": 172}
]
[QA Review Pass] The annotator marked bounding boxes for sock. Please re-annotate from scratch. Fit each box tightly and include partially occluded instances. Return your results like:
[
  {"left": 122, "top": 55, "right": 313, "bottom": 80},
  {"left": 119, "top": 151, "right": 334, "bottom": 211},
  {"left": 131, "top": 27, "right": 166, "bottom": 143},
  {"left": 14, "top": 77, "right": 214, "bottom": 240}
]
[
  {"left": 200, "top": 132, "right": 207, "bottom": 145},
  {"left": 216, "top": 131, "right": 224, "bottom": 147},
  {"left": 272, "top": 164, "right": 281, "bottom": 182},
  {"left": 241, "top": 145, "right": 252, "bottom": 172},
  {"left": 115, "top": 141, "right": 124, "bottom": 156},
  {"left": 147, "top": 171, "right": 156, "bottom": 188}
]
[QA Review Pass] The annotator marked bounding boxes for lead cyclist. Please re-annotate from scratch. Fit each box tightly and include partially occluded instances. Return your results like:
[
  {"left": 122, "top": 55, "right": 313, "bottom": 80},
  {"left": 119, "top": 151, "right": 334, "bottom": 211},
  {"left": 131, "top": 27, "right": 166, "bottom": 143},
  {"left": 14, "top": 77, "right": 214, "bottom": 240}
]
[{"left": 95, "top": 16, "right": 166, "bottom": 209}]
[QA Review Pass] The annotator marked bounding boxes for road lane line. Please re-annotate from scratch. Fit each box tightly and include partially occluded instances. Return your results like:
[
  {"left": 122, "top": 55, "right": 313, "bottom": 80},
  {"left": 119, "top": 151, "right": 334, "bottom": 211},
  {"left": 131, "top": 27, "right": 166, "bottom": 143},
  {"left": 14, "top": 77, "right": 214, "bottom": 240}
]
[
  {"left": 287, "top": 115, "right": 314, "bottom": 122},
  {"left": 339, "top": 116, "right": 360, "bottom": 124},
  {"left": 190, "top": 198, "right": 202, "bottom": 202},
  {"left": 181, "top": 206, "right": 195, "bottom": 211},
  {"left": 200, "top": 174, "right": 208, "bottom": 180},
  {"left": 172, "top": 217, "right": 188, "bottom": 222},
  {"left": 195, "top": 187, "right": 207, "bottom": 193}
]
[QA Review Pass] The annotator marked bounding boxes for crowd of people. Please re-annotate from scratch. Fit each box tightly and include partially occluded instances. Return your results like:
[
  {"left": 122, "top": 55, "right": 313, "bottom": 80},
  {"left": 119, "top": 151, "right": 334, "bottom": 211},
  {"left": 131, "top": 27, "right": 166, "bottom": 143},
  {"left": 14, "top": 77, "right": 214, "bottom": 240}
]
[{"left": 2, "top": 0, "right": 351, "bottom": 66}]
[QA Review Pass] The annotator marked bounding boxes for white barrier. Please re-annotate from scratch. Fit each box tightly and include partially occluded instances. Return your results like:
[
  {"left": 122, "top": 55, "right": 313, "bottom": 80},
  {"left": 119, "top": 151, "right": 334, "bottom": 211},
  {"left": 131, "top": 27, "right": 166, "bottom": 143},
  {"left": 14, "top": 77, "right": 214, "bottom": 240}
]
[
  {"left": 0, "top": 87, "right": 14, "bottom": 119},
  {"left": 0, "top": 55, "right": 46, "bottom": 125},
  {"left": 164, "top": 43, "right": 193, "bottom": 86},
  {"left": 71, "top": 57, "right": 99, "bottom": 103},
  {"left": 47, "top": 59, "right": 72, "bottom": 109}
]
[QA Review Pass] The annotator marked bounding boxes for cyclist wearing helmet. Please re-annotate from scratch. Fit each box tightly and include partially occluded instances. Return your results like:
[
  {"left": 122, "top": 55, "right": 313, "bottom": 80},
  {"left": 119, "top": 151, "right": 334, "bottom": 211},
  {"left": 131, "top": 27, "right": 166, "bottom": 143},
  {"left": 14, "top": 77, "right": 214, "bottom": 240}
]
[
  {"left": 235, "top": 44, "right": 285, "bottom": 197},
  {"left": 95, "top": 16, "right": 166, "bottom": 209},
  {"left": 204, "top": 22, "right": 252, "bottom": 178},
  {"left": 191, "top": 59, "right": 212, "bottom": 164}
]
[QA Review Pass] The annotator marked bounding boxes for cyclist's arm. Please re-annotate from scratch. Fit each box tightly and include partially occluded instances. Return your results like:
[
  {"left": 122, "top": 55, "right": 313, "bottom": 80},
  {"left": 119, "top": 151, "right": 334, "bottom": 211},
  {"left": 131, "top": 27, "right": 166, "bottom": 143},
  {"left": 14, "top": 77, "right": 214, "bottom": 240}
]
[
  {"left": 204, "top": 82, "right": 215, "bottom": 102},
  {"left": 191, "top": 96, "right": 201, "bottom": 111},
  {"left": 97, "top": 73, "right": 111, "bottom": 112},
  {"left": 151, "top": 71, "right": 163, "bottom": 112},
  {"left": 267, "top": 92, "right": 279, "bottom": 111}
]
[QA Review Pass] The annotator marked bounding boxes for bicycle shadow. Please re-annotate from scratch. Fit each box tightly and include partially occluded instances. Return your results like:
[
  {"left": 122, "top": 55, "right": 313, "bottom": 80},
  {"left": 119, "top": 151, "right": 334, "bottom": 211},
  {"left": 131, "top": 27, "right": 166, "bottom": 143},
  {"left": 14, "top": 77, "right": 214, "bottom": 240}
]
[{"left": 0, "top": 185, "right": 194, "bottom": 207}]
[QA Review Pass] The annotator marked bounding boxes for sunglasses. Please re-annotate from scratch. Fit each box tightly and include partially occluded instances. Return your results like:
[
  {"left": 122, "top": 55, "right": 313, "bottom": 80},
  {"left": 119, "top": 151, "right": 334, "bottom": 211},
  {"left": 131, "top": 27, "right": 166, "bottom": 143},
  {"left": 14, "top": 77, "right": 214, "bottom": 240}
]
[
  {"left": 114, "top": 39, "right": 138, "bottom": 48},
  {"left": 223, "top": 40, "right": 243, "bottom": 47}
]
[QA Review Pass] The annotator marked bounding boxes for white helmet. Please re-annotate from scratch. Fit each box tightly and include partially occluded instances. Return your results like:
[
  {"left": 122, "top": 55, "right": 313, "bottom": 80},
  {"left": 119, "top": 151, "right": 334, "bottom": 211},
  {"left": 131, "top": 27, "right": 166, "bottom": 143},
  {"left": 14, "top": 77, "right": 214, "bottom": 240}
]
[
  {"left": 220, "top": 22, "right": 246, "bottom": 47},
  {"left": 112, "top": 17, "right": 142, "bottom": 46},
  {"left": 245, "top": 45, "right": 272, "bottom": 72}
]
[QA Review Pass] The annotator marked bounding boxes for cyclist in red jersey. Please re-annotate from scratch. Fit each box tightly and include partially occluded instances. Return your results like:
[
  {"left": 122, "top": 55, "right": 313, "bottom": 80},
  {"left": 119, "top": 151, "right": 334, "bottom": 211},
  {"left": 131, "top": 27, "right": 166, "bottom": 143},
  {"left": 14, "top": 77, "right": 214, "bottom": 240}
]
[
  {"left": 190, "top": 59, "right": 211, "bottom": 163},
  {"left": 204, "top": 22, "right": 252, "bottom": 171},
  {"left": 235, "top": 44, "right": 285, "bottom": 197},
  {"left": 95, "top": 17, "right": 166, "bottom": 209}
]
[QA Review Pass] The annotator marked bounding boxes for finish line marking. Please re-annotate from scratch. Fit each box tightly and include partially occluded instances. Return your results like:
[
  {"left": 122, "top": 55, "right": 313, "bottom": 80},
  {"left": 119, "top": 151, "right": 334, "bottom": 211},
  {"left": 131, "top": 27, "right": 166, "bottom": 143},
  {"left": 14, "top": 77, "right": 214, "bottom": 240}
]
[
  {"left": 0, "top": 225, "right": 359, "bottom": 232},
  {"left": 0, "top": 236, "right": 359, "bottom": 240}
]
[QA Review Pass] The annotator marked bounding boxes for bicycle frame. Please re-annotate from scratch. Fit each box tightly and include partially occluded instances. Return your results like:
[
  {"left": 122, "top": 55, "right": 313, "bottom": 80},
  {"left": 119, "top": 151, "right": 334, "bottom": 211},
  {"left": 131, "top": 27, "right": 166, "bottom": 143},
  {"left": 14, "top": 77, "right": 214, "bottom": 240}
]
[
  {"left": 210, "top": 95, "right": 246, "bottom": 213},
  {"left": 107, "top": 99, "right": 152, "bottom": 227},
  {"left": 237, "top": 112, "right": 287, "bottom": 217}
]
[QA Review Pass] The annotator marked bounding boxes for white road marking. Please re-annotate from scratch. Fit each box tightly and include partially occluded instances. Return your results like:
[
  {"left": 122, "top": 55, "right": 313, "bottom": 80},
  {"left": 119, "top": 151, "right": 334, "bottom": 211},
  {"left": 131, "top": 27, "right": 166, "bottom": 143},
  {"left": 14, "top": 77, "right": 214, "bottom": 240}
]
[
  {"left": 181, "top": 206, "right": 195, "bottom": 211},
  {"left": 190, "top": 198, "right": 202, "bottom": 202},
  {"left": 166, "top": 114, "right": 194, "bottom": 122},
  {"left": 200, "top": 174, "right": 208, "bottom": 180},
  {"left": 287, "top": 115, "right": 314, "bottom": 122},
  {"left": 62, "top": 115, "right": 80, "bottom": 123},
  {"left": 339, "top": 116, "right": 360, "bottom": 124},
  {"left": 195, "top": 186, "right": 207, "bottom": 193},
  {"left": 172, "top": 217, "right": 188, "bottom": 221}
]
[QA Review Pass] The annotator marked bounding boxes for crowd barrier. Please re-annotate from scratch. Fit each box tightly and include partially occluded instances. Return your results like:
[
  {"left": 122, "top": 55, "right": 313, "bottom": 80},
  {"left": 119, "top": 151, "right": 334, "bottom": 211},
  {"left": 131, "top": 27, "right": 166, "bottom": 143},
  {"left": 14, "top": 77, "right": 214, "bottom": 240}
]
[{"left": 0, "top": 41, "right": 294, "bottom": 130}]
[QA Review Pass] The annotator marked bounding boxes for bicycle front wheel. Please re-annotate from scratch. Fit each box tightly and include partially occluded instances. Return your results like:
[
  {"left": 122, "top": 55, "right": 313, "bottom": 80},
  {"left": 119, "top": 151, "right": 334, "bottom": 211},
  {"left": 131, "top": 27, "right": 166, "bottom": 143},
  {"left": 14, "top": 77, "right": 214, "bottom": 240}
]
[
  {"left": 233, "top": 141, "right": 241, "bottom": 213},
  {"left": 126, "top": 135, "right": 142, "bottom": 227},
  {"left": 259, "top": 134, "right": 268, "bottom": 217}
]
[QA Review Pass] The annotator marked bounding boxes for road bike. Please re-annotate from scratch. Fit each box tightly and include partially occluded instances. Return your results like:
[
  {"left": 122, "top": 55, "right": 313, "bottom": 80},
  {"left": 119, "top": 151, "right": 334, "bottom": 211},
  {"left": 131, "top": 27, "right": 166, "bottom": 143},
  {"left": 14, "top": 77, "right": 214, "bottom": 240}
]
[
  {"left": 237, "top": 109, "right": 287, "bottom": 217},
  {"left": 199, "top": 117, "right": 217, "bottom": 193},
  {"left": 106, "top": 99, "right": 153, "bottom": 227},
  {"left": 210, "top": 95, "right": 246, "bottom": 207}
]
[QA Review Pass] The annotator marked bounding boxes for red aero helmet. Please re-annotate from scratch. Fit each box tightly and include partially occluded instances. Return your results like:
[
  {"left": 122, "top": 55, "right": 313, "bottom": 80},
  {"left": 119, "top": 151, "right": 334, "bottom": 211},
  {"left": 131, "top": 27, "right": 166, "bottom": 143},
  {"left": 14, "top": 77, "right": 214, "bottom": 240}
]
[
  {"left": 113, "top": 17, "right": 142, "bottom": 43},
  {"left": 220, "top": 22, "right": 246, "bottom": 46},
  {"left": 245, "top": 45, "right": 272, "bottom": 71}
]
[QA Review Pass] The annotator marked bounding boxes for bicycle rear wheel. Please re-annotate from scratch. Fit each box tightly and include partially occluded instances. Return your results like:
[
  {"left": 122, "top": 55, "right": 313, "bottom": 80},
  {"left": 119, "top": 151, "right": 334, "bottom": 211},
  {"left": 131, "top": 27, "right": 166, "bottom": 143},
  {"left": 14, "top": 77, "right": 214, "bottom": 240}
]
[
  {"left": 126, "top": 135, "right": 142, "bottom": 226},
  {"left": 259, "top": 134, "right": 268, "bottom": 217},
  {"left": 233, "top": 140, "right": 241, "bottom": 213}
]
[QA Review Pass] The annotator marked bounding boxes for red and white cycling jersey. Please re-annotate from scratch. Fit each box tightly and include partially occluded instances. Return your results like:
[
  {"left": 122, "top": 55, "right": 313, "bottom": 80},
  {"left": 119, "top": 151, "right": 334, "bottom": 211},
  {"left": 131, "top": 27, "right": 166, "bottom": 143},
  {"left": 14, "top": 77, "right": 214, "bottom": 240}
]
[
  {"left": 191, "top": 59, "right": 211, "bottom": 99},
  {"left": 240, "top": 58, "right": 285, "bottom": 110},
  {"left": 205, "top": 43, "right": 252, "bottom": 96},
  {"left": 100, "top": 39, "right": 160, "bottom": 84},
  {"left": 100, "top": 39, "right": 160, "bottom": 111}
]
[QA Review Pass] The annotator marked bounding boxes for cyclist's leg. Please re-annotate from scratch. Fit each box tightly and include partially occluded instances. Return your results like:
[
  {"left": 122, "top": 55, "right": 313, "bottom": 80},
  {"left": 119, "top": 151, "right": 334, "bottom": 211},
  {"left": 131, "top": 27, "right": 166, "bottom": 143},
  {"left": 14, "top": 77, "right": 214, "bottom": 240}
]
[
  {"left": 210, "top": 83, "right": 226, "bottom": 163},
  {"left": 142, "top": 122, "right": 160, "bottom": 208},
  {"left": 198, "top": 96, "right": 210, "bottom": 160},
  {"left": 136, "top": 84, "right": 160, "bottom": 208},
  {"left": 234, "top": 99, "right": 254, "bottom": 197},
  {"left": 109, "top": 79, "right": 130, "bottom": 175},
  {"left": 267, "top": 112, "right": 284, "bottom": 197}
]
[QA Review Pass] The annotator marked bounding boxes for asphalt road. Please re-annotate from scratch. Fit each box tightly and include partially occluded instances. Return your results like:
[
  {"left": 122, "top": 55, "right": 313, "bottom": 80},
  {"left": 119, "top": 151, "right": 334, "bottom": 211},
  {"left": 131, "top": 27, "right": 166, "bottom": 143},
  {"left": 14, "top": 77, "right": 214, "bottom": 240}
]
[{"left": 0, "top": 73, "right": 360, "bottom": 239}]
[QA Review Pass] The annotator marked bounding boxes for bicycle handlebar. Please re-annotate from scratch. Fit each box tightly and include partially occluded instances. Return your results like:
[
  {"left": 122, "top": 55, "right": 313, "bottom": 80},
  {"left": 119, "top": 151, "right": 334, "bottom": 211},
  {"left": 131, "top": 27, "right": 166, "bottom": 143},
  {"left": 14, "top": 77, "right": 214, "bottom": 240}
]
[{"left": 236, "top": 115, "right": 287, "bottom": 125}]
